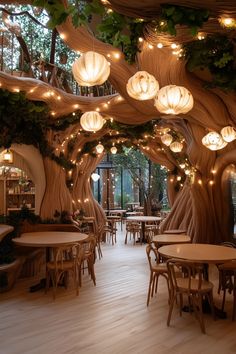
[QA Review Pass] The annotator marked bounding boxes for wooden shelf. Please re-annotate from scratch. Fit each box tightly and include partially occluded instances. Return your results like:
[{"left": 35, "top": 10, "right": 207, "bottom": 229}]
[
  {"left": 7, "top": 208, "right": 35, "bottom": 211},
  {"left": 7, "top": 193, "right": 35, "bottom": 195}
]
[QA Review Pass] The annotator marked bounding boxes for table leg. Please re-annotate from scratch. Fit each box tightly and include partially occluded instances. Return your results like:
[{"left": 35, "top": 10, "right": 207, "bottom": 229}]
[{"left": 29, "top": 247, "right": 50, "bottom": 292}]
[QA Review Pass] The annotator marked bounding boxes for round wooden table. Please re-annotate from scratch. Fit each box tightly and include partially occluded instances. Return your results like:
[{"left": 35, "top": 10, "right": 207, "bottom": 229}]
[
  {"left": 14, "top": 231, "right": 88, "bottom": 248},
  {"left": 14, "top": 232, "right": 88, "bottom": 292},
  {"left": 152, "top": 234, "right": 191, "bottom": 246},
  {"left": 158, "top": 243, "right": 236, "bottom": 263},
  {"left": 164, "top": 229, "right": 187, "bottom": 234},
  {"left": 126, "top": 216, "right": 162, "bottom": 243},
  {"left": 158, "top": 243, "right": 236, "bottom": 319}
]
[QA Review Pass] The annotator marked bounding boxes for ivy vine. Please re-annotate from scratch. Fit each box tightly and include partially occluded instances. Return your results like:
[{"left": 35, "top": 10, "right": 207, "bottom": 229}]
[
  {"left": 0, "top": 89, "right": 82, "bottom": 169},
  {"left": 32, "top": 0, "right": 210, "bottom": 63},
  {"left": 77, "top": 120, "right": 158, "bottom": 158},
  {"left": 183, "top": 34, "right": 236, "bottom": 90}
]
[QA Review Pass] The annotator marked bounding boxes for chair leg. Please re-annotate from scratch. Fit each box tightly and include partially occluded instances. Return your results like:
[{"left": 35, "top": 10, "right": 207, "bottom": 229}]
[
  {"left": 147, "top": 272, "right": 153, "bottom": 306},
  {"left": 193, "top": 295, "right": 205, "bottom": 334},
  {"left": 232, "top": 275, "right": 236, "bottom": 321},
  {"left": 167, "top": 293, "right": 175, "bottom": 326}
]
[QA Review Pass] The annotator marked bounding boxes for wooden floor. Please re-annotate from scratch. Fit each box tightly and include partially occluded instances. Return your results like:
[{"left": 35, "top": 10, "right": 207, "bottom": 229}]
[{"left": 1, "top": 228, "right": 236, "bottom": 354}]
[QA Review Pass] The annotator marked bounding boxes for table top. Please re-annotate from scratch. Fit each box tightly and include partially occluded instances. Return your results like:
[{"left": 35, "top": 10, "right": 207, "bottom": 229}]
[
  {"left": 152, "top": 234, "right": 191, "bottom": 245},
  {"left": 13, "top": 231, "right": 88, "bottom": 247},
  {"left": 158, "top": 243, "right": 236, "bottom": 264},
  {"left": 164, "top": 229, "right": 187, "bottom": 234},
  {"left": 127, "top": 216, "right": 162, "bottom": 222},
  {"left": 109, "top": 210, "right": 127, "bottom": 214},
  {"left": 0, "top": 224, "right": 14, "bottom": 242}
]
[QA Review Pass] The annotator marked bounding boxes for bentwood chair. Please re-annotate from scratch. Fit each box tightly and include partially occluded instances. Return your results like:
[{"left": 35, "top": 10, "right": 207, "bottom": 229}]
[
  {"left": 80, "top": 235, "right": 97, "bottom": 286},
  {"left": 217, "top": 242, "right": 236, "bottom": 296},
  {"left": 46, "top": 243, "right": 84, "bottom": 300},
  {"left": 218, "top": 260, "right": 236, "bottom": 321},
  {"left": 166, "top": 258, "right": 215, "bottom": 333},
  {"left": 125, "top": 221, "right": 141, "bottom": 245},
  {"left": 146, "top": 244, "right": 169, "bottom": 306}
]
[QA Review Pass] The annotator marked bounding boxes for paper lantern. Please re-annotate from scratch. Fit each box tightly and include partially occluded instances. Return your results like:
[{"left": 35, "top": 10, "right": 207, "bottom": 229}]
[
  {"left": 154, "top": 85, "right": 194, "bottom": 115},
  {"left": 91, "top": 173, "right": 100, "bottom": 182},
  {"left": 110, "top": 146, "right": 117, "bottom": 154},
  {"left": 95, "top": 143, "right": 104, "bottom": 154},
  {"left": 161, "top": 133, "right": 173, "bottom": 146},
  {"left": 126, "top": 71, "right": 159, "bottom": 100},
  {"left": 221, "top": 126, "right": 236, "bottom": 143},
  {"left": 72, "top": 51, "right": 110, "bottom": 86},
  {"left": 80, "top": 111, "right": 105, "bottom": 132},
  {"left": 169, "top": 141, "right": 183, "bottom": 153},
  {"left": 3, "top": 149, "right": 13, "bottom": 163},
  {"left": 202, "top": 132, "right": 228, "bottom": 151}
]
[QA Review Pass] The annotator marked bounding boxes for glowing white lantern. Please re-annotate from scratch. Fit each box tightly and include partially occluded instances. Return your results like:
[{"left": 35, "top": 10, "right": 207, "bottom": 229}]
[
  {"left": 221, "top": 126, "right": 236, "bottom": 142},
  {"left": 91, "top": 173, "right": 100, "bottom": 182},
  {"left": 3, "top": 149, "right": 13, "bottom": 163},
  {"left": 72, "top": 51, "right": 110, "bottom": 86},
  {"left": 110, "top": 146, "right": 117, "bottom": 154},
  {"left": 202, "top": 132, "right": 228, "bottom": 151},
  {"left": 95, "top": 143, "right": 104, "bottom": 154},
  {"left": 126, "top": 71, "right": 159, "bottom": 100},
  {"left": 154, "top": 85, "right": 194, "bottom": 115},
  {"left": 80, "top": 111, "right": 105, "bottom": 132},
  {"left": 169, "top": 141, "right": 183, "bottom": 153},
  {"left": 161, "top": 133, "right": 173, "bottom": 146}
]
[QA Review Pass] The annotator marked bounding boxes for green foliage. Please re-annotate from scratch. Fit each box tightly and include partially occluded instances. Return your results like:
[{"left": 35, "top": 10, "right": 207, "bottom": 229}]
[
  {"left": 77, "top": 120, "right": 158, "bottom": 159},
  {"left": 0, "top": 207, "right": 41, "bottom": 264},
  {"left": 183, "top": 34, "right": 236, "bottom": 90},
  {"left": 0, "top": 89, "right": 81, "bottom": 169},
  {"left": 160, "top": 5, "right": 209, "bottom": 36}
]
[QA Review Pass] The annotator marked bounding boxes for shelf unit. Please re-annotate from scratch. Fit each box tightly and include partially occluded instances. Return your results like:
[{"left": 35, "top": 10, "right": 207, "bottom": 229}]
[{"left": 0, "top": 176, "right": 35, "bottom": 215}]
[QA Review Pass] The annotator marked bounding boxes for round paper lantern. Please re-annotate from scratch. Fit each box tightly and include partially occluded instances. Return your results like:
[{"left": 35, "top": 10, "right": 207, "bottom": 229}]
[
  {"left": 80, "top": 111, "right": 105, "bottom": 132},
  {"left": 161, "top": 133, "right": 173, "bottom": 146},
  {"left": 169, "top": 141, "right": 183, "bottom": 153},
  {"left": 154, "top": 85, "right": 194, "bottom": 115},
  {"left": 95, "top": 143, "right": 104, "bottom": 154},
  {"left": 72, "top": 51, "right": 110, "bottom": 86},
  {"left": 126, "top": 71, "right": 159, "bottom": 100},
  {"left": 221, "top": 126, "right": 236, "bottom": 142},
  {"left": 202, "top": 132, "right": 228, "bottom": 151},
  {"left": 110, "top": 146, "right": 117, "bottom": 154},
  {"left": 91, "top": 173, "right": 100, "bottom": 182}
]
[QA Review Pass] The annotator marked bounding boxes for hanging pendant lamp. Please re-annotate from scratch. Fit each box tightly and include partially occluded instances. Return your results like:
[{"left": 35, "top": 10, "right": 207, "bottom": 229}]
[
  {"left": 95, "top": 143, "right": 104, "bottom": 154},
  {"left": 80, "top": 111, "right": 105, "bottom": 132},
  {"left": 221, "top": 126, "right": 236, "bottom": 143},
  {"left": 202, "top": 132, "right": 228, "bottom": 151},
  {"left": 154, "top": 85, "right": 194, "bottom": 115},
  {"left": 72, "top": 51, "right": 110, "bottom": 86},
  {"left": 169, "top": 141, "right": 183, "bottom": 153},
  {"left": 126, "top": 71, "right": 159, "bottom": 100},
  {"left": 161, "top": 133, "right": 173, "bottom": 146}
]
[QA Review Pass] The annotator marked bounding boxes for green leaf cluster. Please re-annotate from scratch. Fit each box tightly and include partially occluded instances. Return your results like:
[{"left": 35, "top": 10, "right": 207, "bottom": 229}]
[
  {"left": 183, "top": 34, "right": 236, "bottom": 90},
  {"left": 0, "top": 89, "right": 81, "bottom": 169},
  {"left": 160, "top": 5, "right": 209, "bottom": 36}
]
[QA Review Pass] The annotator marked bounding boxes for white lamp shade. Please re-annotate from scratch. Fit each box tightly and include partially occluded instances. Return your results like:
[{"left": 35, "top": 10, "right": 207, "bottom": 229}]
[
  {"left": 80, "top": 111, "right": 105, "bottom": 132},
  {"left": 126, "top": 71, "right": 159, "bottom": 100},
  {"left": 202, "top": 131, "right": 228, "bottom": 151},
  {"left": 96, "top": 143, "right": 104, "bottom": 154},
  {"left": 221, "top": 126, "right": 236, "bottom": 142},
  {"left": 161, "top": 133, "right": 173, "bottom": 146},
  {"left": 91, "top": 173, "right": 100, "bottom": 182},
  {"left": 169, "top": 141, "right": 183, "bottom": 153},
  {"left": 72, "top": 51, "right": 110, "bottom": 86},
  {"left": 110, "top": 146, "right": 117, "bottom": 154},
  {"left": 154, "top": 85, "right": 194, "bottom": 115},
  {"left": 2, "top": 149, "right": 13, "bottom": 163}
]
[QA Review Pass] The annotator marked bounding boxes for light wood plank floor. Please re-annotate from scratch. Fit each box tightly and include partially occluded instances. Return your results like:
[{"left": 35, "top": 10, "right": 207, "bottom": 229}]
[{"left": 1, "top": 227, "right": 236, "bottom": 354}]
